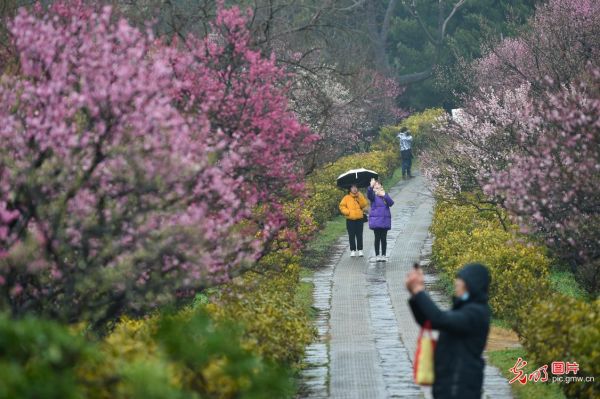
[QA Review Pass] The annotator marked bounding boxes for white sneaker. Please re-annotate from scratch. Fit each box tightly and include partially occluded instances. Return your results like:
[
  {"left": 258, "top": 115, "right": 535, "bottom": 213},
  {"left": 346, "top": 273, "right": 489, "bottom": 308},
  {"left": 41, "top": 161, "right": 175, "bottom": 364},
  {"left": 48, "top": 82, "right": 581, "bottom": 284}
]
[
  {"left": 376, "top": 255, "right": 382, "bottom": 262},
  {"left": 358, "top": 250, "right": 364, "bottom": 257},
  {"left": 350, "top": 251, "right": 357, "bottom": 257},
  {"left": 381, "top": 256, "right": 387, "bottom": 262}
]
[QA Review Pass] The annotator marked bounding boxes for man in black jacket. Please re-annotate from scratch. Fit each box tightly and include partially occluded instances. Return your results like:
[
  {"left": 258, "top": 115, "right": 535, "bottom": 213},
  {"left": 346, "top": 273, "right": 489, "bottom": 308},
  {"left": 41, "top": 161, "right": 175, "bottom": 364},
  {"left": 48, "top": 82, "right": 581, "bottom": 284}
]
[{"left": 405, "top": 263, "right": 491, "bottom": 399}]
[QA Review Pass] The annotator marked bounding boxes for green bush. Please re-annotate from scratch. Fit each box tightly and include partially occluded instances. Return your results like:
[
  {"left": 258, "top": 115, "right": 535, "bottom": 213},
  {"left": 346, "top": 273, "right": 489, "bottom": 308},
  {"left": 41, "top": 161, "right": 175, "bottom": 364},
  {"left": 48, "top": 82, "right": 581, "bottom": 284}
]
[
  {"left": 80, "top": 306, "right": 295, "bottom": 399},
  {"left": 116, "top": 361, "right": 190, "bottom": 399},
  {"left": 518, "top": 295, "right": 600, "bottom": 399},
  {"left": 0, "top": 313, "right": 92, "bottom": 399},
  {"left": 431, "top": 202, "right": 551, "bottom": 323},
  {"left": 157, "top": 311, "right": 293, "bottom": 399}
]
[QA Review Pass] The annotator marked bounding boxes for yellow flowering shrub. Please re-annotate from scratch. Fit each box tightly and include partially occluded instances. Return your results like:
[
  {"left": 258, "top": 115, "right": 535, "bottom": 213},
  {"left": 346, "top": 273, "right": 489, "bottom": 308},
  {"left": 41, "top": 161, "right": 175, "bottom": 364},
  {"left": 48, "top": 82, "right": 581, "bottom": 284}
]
[
  {"left": 432, "top": 201, "right": 599, "bottom": 398},
  {"left": 398, "top": 108, "right": 445, "bottom": 138},
  {"left": 206, "top": 262, "right": 315, "bottom": 367},
  {"left": 431, "top": 202, "right": 551, "bottom": 322},
  {"left": 77, "top": 315, "right": 185, "bottom": 399},
  {"left": 79, "top": 305, "right": 294, "bottom": 399},
  {"left": 519, "top": 295, "right": 600, "bottom": 398}
]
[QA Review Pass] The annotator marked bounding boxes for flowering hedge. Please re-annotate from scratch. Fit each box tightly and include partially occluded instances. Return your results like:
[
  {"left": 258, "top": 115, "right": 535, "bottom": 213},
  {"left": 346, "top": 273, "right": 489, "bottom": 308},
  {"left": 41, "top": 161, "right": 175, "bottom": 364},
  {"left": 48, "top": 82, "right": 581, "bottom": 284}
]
[
  {"left": 519, "top": 295, "right": 600, "bottom": 398},
  {"left": 431, "top": 202, "right": 551, "bottom": 322}
]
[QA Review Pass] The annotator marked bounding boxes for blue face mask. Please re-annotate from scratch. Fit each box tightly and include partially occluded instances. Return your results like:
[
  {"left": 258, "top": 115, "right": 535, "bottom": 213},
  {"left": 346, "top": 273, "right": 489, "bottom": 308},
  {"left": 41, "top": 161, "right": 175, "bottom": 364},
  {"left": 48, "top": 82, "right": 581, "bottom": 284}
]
[{"left": 460, "top": 292, "right": 470, "bottom": 301}]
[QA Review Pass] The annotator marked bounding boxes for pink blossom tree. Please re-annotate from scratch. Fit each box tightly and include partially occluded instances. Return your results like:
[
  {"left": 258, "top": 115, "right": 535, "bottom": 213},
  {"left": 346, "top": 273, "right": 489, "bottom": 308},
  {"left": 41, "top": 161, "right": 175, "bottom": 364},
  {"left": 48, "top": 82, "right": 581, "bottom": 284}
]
[
  {"left": 0, "top": 1, "right": 315, "bottom": 327},
  {"left": 113, "top": 0, "right": 406, "bottom": 170},
  {"left": 422, "top": 0, "right": 600, "bottom": 204},
  {"left": 421, "top": 0, "right": 600, "bottom": 292},
  {"left": 419, "top": 84, "right": 531, "bottom": 225},
  {"left": 474, "top": 0, "right": 600, "bottom": 95},
  {"left": 290, "top": 66, "right": 404, "bottom": 169},
  {"left": 485, "top": 68, "right": 600, "bottom": 292}
]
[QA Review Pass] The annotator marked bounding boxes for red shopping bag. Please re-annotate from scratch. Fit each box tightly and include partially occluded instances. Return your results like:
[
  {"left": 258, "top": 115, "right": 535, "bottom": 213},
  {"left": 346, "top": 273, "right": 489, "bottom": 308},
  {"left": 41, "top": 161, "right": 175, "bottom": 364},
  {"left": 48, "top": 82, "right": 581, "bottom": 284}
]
[{"left": 414, "top": 320, "right": 436, "bottom": 385}]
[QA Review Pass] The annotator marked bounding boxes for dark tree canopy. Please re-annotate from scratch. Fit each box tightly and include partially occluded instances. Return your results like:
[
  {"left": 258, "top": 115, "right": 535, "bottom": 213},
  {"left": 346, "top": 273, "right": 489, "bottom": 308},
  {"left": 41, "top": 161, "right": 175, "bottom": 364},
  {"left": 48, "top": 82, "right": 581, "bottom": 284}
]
[{"left": 386, "top": 0, "right": 538, "bottom": 110}]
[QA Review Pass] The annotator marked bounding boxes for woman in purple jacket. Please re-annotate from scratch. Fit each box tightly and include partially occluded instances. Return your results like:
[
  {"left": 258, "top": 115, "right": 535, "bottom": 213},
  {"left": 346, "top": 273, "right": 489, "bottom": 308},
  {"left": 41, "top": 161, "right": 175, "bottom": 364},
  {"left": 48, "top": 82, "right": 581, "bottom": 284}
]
[{"left": 367, "top": 178, "right": 394, "bottom": 262}]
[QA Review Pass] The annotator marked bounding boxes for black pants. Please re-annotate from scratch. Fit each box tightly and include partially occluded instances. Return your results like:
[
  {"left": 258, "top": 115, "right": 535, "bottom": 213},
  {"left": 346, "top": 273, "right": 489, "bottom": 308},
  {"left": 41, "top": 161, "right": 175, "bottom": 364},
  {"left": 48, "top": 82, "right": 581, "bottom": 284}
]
[
  {"left": 374, "top": 228, "right": 388, "bottom": 256},
  {"left": 346, "top": 219, "right": 364, "bottom": 251},
  {"left": 401, "top": 149, "right": 413, "bottom": 177}
]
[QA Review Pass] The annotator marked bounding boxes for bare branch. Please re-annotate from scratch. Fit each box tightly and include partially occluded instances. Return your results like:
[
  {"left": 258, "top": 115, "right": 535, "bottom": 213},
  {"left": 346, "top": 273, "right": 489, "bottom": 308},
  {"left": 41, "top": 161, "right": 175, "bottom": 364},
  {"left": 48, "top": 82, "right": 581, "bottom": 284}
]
[
  {"left": 441, "top": 0, "right": 466, "bottom": 40},
  {"left": 381, "top": 0, "right": 399, "bottom": 44},
  {"left": 395, "top": 0, "right": 466, "bottom": 85},
  {"left": 397, "top": 68, "right": 433, "bottom": 85},
  {"left": 335, "top": 0, "right": 367, "bottom": 12}
]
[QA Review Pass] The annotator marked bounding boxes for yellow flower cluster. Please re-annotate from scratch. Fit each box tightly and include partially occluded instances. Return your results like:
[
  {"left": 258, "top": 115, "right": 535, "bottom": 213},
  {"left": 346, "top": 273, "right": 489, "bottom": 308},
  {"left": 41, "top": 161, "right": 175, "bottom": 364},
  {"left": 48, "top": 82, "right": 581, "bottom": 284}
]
[{"left": 431, "top": 202, "right": 550, "bottom": 321}]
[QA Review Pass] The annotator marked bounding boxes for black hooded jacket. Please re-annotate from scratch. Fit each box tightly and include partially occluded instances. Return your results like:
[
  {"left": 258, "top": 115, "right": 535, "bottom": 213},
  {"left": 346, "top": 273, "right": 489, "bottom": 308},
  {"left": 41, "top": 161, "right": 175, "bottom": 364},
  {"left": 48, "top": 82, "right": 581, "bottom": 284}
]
[{"left": 408, "top": 263, "right": 491, "bottom": 399}]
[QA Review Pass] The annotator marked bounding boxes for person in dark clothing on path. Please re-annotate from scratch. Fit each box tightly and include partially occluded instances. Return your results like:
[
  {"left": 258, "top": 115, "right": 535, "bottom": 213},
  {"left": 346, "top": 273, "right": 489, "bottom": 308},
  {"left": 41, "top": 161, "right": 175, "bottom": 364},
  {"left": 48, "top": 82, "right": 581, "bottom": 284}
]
[
  {"left": 367, "top": 178, "right": 394, "bottom": 261},
  {"left": 405, "top": 263, "right": 491, "bottom": 399},
  {"left": 397, "top": 127, "right": 414, "bottom": 178}
]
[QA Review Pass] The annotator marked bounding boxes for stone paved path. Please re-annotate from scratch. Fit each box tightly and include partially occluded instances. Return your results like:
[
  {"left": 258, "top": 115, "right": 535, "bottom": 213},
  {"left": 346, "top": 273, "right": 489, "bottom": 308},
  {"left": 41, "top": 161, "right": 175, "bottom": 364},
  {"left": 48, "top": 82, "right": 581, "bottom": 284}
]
[{"left": 300, "top": 174, "right": 514, "bottom": 399}]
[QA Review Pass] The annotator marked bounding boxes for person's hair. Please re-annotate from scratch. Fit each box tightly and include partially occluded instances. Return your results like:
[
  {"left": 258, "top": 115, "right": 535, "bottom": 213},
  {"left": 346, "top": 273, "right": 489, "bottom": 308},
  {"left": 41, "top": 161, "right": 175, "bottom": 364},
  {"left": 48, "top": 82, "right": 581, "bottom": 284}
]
[
  {"left": 400, "top": 126, "right": 408, "bottom": 133},
  {"left": 348, "top": 184, "right": 358, "bottom": 193}
]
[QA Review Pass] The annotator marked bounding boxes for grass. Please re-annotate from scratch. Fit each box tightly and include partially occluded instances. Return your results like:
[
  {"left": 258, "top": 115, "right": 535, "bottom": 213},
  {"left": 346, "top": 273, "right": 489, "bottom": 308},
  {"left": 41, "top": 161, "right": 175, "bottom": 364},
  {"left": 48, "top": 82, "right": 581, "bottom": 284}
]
[
  {"left": 295, "top": 204, "right": 351, "bottom": 321},
  {"left": 382, "top": 166, "right": 404, "bottom": 188},
  {"left": 487, "top": 348, "right": 566, "bottom": 399},
  {"left": 549, "top": 269, "right": 588, "bottom": 300},
  {"left": 295, "top": 268, "right": 316, "bottom": 319},
  {"left": 301, "top": 215, "right": 347, "bottom": 269},
  {"left": 491, "top": 318, "right": 513, "bottom": 330}
]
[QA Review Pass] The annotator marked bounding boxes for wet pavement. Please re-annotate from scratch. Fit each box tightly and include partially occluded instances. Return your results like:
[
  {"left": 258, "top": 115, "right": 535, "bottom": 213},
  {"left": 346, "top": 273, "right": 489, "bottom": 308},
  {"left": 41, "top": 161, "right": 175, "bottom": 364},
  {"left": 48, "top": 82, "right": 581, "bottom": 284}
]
[
  {"left": 298, "top": 240, "right": 344, "bottom": 398},
  {"left": 365, "top": 204, "right": 423, "bottom": 398},
  {"left": 299, "top": 175, "right": 513, "bottom": 399}
]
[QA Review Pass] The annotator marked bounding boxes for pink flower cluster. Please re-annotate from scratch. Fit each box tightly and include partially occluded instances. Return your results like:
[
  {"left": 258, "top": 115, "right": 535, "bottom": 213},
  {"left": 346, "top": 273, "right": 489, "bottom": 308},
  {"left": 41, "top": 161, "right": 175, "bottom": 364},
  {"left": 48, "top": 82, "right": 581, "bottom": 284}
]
[
  {"left": 421, "top": 0, "right": 600, "bottom": 281},
  {"left": 485, "top": 69, "right": 600, "bottom": 265},
  {"left": 0, "top": 1, "right": 315, "bottom": 323}
]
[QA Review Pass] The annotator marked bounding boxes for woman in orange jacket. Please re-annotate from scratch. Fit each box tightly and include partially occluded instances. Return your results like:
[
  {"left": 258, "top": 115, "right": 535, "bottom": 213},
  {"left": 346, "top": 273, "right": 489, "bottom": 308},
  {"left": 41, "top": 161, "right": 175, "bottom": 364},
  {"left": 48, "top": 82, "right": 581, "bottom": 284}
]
[{"left": 339, "top": 184, "right": 369, "bottom": 257}]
